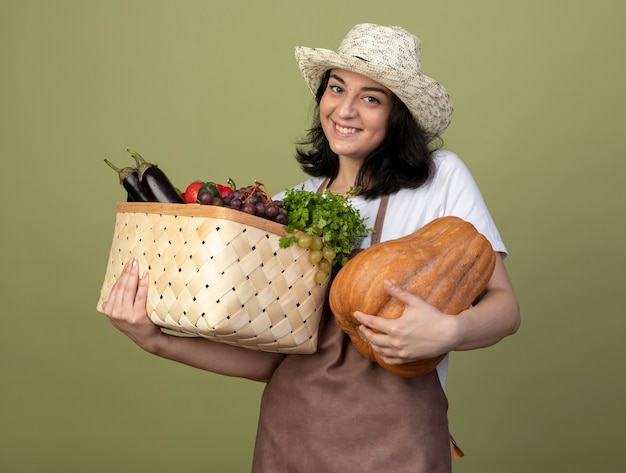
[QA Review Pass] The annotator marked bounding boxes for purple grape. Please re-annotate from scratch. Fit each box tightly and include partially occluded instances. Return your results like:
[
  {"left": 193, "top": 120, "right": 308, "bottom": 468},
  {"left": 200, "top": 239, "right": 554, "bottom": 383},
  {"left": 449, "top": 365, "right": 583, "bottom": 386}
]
[
  {"left": 255, "top": 202, "right": 267, "bottom": 217},
  {"left": 265, "top": 204, "right": 279, "bottom": 218},
  {"left": 273, "top": 212, "right": 288, "bottom": 224},
  {"left": 242, "top": 203, "right": 256, "bottom": 215},
  {"left": 198, "top": 191, "right": 214, "bottom": 205},
  {"left": 230, "top": 197, "right": 243, "bottom": 210}
]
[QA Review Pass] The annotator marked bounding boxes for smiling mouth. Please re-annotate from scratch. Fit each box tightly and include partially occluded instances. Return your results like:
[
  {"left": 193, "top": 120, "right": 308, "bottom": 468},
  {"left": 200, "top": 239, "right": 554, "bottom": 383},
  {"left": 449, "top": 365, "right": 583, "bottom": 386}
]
[{"left": 335, "top": 123, "right": 361, "bottom": 135}]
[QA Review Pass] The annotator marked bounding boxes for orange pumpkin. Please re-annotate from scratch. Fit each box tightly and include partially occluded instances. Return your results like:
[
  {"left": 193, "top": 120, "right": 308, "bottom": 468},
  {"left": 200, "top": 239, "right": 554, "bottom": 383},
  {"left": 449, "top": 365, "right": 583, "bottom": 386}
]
[{"left": 329, "top": 216, "right": 496, "bottom": 377}]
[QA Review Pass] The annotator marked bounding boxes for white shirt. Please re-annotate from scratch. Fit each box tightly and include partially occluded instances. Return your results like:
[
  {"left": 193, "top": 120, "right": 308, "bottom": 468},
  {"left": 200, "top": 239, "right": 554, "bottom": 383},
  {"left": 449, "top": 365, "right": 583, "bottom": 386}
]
[{"left": 276, "top": 150, "right": 506, "bottom": 389}]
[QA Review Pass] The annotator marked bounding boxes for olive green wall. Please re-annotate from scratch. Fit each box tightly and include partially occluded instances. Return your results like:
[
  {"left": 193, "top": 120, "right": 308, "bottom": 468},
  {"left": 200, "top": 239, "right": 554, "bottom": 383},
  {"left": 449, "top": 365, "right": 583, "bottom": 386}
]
[{"left": 1, "top": 1, "right": 623, "bottom": 472}]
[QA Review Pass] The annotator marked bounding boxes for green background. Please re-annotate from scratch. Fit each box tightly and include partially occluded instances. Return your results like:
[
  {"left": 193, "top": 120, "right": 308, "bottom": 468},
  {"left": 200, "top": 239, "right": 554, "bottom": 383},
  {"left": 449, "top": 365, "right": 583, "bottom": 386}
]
[{"left": 1, "top": 0, "right": 624, "bottom": 472}]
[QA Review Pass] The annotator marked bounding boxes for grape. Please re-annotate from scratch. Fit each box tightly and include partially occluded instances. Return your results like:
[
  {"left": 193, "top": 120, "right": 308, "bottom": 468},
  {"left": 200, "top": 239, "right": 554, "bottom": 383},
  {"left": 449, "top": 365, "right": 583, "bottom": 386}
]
[
  {"left": 265, "top": 204, "right": 279, "bottom": 218},
  {"left": 308, "top": 249, "right": 323, "bottom": 264},
  {"left": 297, "top": 234, "right": 313, "bottom": 248},
  {"left": 203, "top": 183, "right": 289, "bottom": 225},
  {"left": 311, "top": 235, "right": 323, "bottom": 251},
  {"left": 255, "top": 202, "right": 266, "bottom": 217},
  {"left": 198, "top": 191, "right": 214, "bottom": 205},
  {"left": 322, "top": 247, "right": 336, "bottom": 261},
  {"left": 273, "top": 212, "right": 288, "bottom": 224},
  {"left": 318, "top": 259, "right": 332, "bottom": 273},
  {"left": 314, "top": 270, "right": 328, "bottom": 284},
  {"left": 230, "top": 197, "right": 243, "bottom": 210},
  {"left": 242, "top": 203, "right": 256, "bottom": 215}
]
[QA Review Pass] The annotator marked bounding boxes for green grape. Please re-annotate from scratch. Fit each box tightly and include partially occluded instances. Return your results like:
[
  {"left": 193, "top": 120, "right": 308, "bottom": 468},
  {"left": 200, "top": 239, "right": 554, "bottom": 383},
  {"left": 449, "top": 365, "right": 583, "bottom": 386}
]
[
  {"left": 322, "top": 247, "right": 336, "bottom": 261},
  {"left": 314, "top": 270, "right": 328, "bottom": 285},
  {"left": 308, "top": 249, "right": 323, "bottom": 264},
  {"left": 318, "top": 259, "right": 332, "bottom": 274},
  {"left": 311, "top": 235, "right": 323, "bottom": 251},
  {"left": 297, "top": 233, "right": 313, "bottom": 248}
]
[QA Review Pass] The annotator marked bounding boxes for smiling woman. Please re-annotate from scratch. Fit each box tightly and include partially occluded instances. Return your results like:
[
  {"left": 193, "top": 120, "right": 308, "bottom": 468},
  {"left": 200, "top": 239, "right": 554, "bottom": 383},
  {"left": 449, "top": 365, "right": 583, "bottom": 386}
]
[
  {"left": 100, "top": 23, "right": 520, "bottom": 473},
  {"left": 1, "top": 0, "right": 623, "bottom": 471}
]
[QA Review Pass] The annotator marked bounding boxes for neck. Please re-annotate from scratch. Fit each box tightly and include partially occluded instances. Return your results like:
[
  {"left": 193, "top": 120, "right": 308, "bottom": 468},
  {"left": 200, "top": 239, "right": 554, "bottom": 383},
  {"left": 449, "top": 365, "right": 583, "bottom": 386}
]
[
  {"left": 327, "top": 158, "right": 361, "bottom": 195},
  {"left": 327, "top": 174, "right": 358, "bottom": 196}
]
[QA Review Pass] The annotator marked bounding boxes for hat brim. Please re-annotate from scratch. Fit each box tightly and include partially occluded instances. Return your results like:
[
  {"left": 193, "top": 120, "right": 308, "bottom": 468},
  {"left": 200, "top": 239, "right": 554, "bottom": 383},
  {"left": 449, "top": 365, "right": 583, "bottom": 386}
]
[{"left": 295, "top": 46, "right": 453, "bottom": 141}]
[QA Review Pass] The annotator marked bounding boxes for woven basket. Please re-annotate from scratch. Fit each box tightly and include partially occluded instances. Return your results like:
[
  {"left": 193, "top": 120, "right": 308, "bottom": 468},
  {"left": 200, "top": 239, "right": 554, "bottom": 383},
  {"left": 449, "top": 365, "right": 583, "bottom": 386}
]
[{"left": 96, "top": 202, "right": 329, "bottom": 354}]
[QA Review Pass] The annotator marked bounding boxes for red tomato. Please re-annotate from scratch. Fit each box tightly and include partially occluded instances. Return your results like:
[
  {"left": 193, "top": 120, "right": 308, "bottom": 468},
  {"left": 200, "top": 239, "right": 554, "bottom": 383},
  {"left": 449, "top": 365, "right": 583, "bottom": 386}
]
[{"left": 182, "top": 181, "right": 205, "bottom": 203}]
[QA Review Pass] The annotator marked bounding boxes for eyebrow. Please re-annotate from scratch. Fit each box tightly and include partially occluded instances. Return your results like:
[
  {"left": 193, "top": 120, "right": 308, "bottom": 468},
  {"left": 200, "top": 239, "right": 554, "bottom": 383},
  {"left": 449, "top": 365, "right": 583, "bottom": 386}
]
[{"left": 329, "top": 72, "right": 390, "bottom": 96}]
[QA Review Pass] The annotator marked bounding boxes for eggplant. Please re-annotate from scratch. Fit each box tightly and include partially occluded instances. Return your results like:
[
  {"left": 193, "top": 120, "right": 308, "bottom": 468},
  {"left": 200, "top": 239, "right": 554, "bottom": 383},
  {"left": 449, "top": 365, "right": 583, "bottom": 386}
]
[
  {"left": 104, "top": 159, "right": 153, "bottom": 202},
  {"left": 127, "top": 149, "right": 185, "bottom": 204}
]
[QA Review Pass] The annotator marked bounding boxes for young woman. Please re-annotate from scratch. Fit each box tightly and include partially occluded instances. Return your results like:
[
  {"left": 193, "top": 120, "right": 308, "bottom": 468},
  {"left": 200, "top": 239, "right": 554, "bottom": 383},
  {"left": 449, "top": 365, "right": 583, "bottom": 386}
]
[{"left": 103, "top": 23, "right": 520, "bottom": 473}]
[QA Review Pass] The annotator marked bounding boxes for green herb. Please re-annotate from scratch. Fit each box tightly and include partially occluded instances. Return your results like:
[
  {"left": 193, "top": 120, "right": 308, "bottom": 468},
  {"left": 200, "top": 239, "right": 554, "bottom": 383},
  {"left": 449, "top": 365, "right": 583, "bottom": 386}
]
[{"left": 279, "top": 186, "right": 373, "bottom": 273}]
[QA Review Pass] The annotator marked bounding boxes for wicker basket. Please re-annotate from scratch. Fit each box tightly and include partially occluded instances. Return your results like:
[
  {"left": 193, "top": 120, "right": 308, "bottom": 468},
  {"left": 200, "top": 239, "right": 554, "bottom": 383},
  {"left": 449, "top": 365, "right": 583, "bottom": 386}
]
[{"left": 96, "top": 202, "right": 329, "bottom": 354}]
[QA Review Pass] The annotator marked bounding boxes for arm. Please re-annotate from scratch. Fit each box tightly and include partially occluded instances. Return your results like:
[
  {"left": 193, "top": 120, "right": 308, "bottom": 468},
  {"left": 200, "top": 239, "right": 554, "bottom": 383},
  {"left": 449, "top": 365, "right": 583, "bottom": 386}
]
[
  {"left": 450, "top": 253, "right": 520, "bottom": 351},
  {"left": 101, "top": 259, "right": 285, "bottom": 382},
  {"left": 354, "top": 253, "right": 520, "bottom": 365}
]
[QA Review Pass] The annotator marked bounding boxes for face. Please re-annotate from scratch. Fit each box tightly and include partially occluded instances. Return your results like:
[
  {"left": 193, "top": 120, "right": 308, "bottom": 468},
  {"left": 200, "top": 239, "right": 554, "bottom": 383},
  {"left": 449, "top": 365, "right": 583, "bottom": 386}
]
[{"left": 319, "top": 69, "right": 394, "bottom": 163}]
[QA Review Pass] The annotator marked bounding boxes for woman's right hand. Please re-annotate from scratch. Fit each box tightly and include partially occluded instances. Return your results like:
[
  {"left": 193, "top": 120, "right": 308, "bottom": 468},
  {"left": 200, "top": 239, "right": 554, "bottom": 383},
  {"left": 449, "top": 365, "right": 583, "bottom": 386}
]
[{"left": 101, "top": 258, "right": 164, "bottom": 352}]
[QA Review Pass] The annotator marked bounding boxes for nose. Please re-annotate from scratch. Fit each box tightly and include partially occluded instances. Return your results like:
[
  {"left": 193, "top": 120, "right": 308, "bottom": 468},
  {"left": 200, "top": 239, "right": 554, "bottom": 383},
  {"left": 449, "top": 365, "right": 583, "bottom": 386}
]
[{"left": 336, "top": 96, "right": 358, "bottom": 118}]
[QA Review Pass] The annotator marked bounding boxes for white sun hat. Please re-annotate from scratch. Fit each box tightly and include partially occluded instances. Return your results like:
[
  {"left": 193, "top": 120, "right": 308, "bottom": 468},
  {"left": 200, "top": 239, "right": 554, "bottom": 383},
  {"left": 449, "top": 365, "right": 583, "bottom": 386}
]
[{"left": 295, "top": 23, "right": 453, "bottom": 141}]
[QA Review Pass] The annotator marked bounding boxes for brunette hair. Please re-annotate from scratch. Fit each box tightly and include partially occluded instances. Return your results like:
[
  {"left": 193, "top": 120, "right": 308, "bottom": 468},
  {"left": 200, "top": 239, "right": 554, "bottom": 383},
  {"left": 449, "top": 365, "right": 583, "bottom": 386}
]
[{"left": 295, "top": 70, "right": 441, "bottom": 199}]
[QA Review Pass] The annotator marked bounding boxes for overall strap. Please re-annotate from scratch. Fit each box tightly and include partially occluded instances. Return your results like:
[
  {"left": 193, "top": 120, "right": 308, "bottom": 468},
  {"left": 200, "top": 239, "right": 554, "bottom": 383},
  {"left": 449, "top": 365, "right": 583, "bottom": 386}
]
[{"left": 370, "top": 194, "right": 389, "bottom": 246}]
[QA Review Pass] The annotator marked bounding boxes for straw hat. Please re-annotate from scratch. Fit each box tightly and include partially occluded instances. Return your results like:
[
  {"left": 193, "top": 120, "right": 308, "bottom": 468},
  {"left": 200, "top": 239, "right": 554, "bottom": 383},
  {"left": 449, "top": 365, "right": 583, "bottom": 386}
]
[{"left": 295, "top": 23, "right": 453, "bottom": 141}]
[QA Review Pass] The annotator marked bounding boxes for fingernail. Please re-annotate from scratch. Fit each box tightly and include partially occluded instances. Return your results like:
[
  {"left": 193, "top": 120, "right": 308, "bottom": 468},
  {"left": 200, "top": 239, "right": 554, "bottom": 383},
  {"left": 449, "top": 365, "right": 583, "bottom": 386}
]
[
  {"left": 384, "top": 279, "right": 395, "bottom": 288},
  {"left": 131, "top": 258, "right": 137, "bottom": 268}
]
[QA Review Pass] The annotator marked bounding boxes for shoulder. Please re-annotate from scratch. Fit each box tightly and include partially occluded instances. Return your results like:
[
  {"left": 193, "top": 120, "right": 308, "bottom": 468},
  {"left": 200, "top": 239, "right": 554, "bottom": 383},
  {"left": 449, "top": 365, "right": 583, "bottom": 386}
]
[
  {"left": 272, "top": 176, "right": 327, "bottom": 200},
  {"left": 390, "top": 150, "right": 477, "bottom": 208},
  {"left": 431, "top": 149, "right": 475, "bottom": 182},
  {"left": 383, "top": 150, "right": 508, "bottom": 253}
]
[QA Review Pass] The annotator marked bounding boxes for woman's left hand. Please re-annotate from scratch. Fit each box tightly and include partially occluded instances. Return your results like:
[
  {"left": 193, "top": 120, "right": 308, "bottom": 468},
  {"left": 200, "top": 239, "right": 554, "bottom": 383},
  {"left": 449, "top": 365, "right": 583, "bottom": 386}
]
[{"left": 354, "top": 280, "right": 462, "bottom": 366}]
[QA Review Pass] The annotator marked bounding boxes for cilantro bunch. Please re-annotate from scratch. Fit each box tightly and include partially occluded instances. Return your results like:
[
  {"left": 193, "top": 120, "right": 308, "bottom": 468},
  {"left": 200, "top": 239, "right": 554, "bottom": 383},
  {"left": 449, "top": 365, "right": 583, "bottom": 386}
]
[{"left": 279, "top": 187, "right": 373, "bottom": 281}]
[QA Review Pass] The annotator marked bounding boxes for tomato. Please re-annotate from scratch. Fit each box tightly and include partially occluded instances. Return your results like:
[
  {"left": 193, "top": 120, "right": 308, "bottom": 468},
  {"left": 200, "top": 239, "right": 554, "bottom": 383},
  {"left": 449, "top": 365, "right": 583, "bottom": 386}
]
[{"left": 182, "top": 180, "right": 205, "bottom": 203}]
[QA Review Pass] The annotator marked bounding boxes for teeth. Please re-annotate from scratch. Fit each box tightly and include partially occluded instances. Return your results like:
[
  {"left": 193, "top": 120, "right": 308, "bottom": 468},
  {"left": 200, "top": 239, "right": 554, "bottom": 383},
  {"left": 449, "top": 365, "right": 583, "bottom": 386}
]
[{"left": 336, "top": 124, "right": 358, "bottom": 134}]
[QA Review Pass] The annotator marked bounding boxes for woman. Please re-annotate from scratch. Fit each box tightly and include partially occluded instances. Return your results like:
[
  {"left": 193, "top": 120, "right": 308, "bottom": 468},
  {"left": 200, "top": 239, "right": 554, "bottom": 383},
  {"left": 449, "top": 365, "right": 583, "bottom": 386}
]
[{"left": 103, "top": 23, "right": 520, "bottom": 472}]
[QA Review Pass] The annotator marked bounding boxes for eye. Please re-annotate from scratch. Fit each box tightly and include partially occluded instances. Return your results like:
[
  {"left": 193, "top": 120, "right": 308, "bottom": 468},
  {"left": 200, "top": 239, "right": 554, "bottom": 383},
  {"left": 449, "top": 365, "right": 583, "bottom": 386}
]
[
  {"left": 329, "top": 84, "right": 344, "bottom": 94},
  {"left": 363, "top": 95, "right": 381, "bottom": 104}
]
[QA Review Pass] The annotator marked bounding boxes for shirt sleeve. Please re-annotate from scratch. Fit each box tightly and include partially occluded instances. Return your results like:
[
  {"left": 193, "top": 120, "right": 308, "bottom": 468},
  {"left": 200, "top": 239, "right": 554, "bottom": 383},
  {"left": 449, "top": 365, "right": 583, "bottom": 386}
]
[{"left": 429, "top": 151, "right": 507, "bottom": 255}]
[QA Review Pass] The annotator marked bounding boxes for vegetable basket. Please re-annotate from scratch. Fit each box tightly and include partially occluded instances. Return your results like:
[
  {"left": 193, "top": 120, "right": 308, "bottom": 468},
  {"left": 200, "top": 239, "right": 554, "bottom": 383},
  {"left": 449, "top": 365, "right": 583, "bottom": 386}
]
[{"left": 96, "top": 202, "right": 329, "bottom": 354}]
